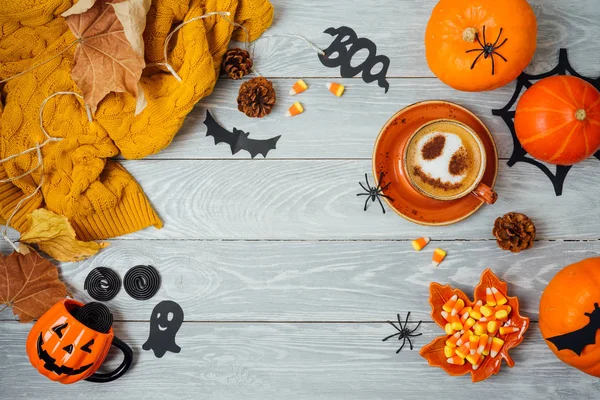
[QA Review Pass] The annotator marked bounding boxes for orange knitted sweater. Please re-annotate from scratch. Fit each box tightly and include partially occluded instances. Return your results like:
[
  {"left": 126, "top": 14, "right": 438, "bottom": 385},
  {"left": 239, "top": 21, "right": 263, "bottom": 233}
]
[{"left": 0, "top": 0, "right": 273, "bottom": 240}]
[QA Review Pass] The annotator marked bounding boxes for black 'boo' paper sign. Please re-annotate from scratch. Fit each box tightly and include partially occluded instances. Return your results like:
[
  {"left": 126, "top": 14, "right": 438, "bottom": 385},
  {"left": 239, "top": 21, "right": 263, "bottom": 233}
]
[
  {"left": 492, "top": 49, "right": 600, "bottom": 196},
  {"left": 319, "top": 26, "right": 390, "bottom": 93}
]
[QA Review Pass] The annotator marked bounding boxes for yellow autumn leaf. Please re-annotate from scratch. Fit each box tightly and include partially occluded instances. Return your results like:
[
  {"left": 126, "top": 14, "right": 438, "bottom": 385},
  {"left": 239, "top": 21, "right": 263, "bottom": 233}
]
[{"left": 19, "top": 209, "right": 108, "bottom": 262}]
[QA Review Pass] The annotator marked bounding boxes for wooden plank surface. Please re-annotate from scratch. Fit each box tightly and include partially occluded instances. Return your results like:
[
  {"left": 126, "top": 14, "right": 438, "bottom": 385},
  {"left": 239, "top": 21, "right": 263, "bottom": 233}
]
[
  {"left": 1, "top": 322, "right": 599, "bottom": 400},
  {"left": 148, "top": 78, "right": 520, "bottom": 160},
  {"left": 247, "top": 0, "right": 600, "bottom": 78},
  {"left": 2, "top": 0, "right": 600, "bottom": 398},
  {"left": 2, "top": 240, "right": 598, "bottom": 323},
  {"left": 112, "top": 159, "right": 600, "bottom": 240}
]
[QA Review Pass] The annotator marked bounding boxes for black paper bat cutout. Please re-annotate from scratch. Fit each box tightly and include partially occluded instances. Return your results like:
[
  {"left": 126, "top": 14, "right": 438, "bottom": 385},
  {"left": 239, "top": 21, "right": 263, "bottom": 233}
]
[
  {"left": 492, "top": 49, "right": 600, "bottom": 196},
  {"left": 203, "top": 110, "right": 281, "bottom": 158},
  {"left": 546, "top": 302, "right": 600, "bottom": 356}
]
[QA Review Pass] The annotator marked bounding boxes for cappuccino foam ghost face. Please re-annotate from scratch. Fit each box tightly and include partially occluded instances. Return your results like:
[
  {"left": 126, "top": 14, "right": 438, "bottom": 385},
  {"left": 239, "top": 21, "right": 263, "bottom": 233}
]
[
  {"left": 405, "top": 121, "right": 483, "bottom": 199},
  {"left": 414, "top": 132, "right": 468, "bottom": 185}
]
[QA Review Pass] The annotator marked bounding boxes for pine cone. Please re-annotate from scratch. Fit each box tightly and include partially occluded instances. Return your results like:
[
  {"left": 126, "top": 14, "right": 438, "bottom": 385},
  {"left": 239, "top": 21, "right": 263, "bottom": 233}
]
[
  {"left": 237, "top": 77, "right": 276, "bottom": 118},
  {"left": 492, "top": 212, "right": 536, "bottom": 253},
  {"left": 223, "top": 48, "right": 253, "bottom": 80}
]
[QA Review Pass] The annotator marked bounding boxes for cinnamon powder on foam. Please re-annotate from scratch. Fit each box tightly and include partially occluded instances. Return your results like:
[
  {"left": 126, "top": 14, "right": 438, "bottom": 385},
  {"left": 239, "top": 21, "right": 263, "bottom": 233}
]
[{"left": 414, "top": 134, "right": 471, "bottom": 191}]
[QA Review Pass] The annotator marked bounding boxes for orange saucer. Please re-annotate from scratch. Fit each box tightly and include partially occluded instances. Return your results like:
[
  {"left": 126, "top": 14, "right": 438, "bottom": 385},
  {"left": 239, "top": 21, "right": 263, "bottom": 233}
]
[{"left": 372, "top": 101, "right": 498, "bottom": 225}]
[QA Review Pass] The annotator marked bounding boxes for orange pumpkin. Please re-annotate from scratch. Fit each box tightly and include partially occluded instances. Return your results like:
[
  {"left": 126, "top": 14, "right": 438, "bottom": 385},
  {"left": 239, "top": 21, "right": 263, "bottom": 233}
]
[
  {"left": 425, "top": 0, "right": 537, "bottom": 92},
  {"left": 26, "top": 299, "right": 132, "bottom": 384},
  {"left": 539, "top": 257, "right": 600, "bottom": 377},
  {"left": 515, "top": 76, "right": 600, "bottom": 165}
]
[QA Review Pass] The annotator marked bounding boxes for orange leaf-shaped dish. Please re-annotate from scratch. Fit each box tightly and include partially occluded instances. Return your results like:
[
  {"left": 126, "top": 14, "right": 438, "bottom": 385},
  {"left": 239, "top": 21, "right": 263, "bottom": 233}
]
[{"left": 420, "top": 269, "right": 529, "bottom": 382}]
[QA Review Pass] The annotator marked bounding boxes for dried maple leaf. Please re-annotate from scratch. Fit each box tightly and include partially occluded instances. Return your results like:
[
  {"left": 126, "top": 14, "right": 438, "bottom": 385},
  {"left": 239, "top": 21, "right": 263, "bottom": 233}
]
[
  {"left": 65, "top": 0, "right": 145, "bottom": 114},
  {"left": 19, "top": 209, "right": 109, "bottom": 262},
  {"left": 111, "top": 0, "right": 150, "bottom": 56},
  {"left": 420, "top": 269, "right": 530, "bottom": 382},
  {"left": 61, "top": 0, "right": 97, "bottom": 17},
  {"left": 0, "top": 247, "right": 67, "bottom": 322}
]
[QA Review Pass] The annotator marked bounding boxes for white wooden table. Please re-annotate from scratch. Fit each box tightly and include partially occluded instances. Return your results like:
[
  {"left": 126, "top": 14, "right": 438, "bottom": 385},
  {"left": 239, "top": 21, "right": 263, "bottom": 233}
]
[{"left": 2, "top": 1, "right": 600, "bottom": 398}]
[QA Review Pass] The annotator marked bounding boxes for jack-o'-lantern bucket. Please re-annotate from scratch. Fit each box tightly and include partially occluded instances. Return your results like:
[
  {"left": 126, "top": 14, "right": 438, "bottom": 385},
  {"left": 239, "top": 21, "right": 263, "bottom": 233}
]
[{"left": 26, "top": 299, "right": 133, "bottom": 384}]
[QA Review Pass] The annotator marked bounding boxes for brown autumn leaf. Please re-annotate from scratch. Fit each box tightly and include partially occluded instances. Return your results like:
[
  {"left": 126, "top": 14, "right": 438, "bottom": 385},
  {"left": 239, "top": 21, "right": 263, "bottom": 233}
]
[
  {"left": 65, "top": 0, "right": 145, "bottom": 114},
  {"left": 0, "top": 247, "right": 67, "bottom": 322},
  {"left": 19, "top": 208, "right": 109, "bottom": 262}
]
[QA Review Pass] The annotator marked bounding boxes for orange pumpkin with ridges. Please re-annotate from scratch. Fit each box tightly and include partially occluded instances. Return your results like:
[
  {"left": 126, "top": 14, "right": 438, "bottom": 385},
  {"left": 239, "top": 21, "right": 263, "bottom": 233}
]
[
  {"left": 515, "top": 75, "right": 600, "bottom": 165},
  {"left": 539, "top": 257, "right": 600, "bottom": 377},
  {"left": 425, "top": 0, "right": 537, "bottom": 92}
]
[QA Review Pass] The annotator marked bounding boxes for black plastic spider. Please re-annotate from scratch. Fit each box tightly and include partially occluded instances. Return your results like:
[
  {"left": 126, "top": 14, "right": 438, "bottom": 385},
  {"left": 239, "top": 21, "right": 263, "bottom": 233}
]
[
  {"left": 357, "top": 172, "right": 392, "bottom": 214},
  {"left": 382, "top": 312, "right": 422, "bottom": 353},
  {"left": 466, "top": 26, "right": 508, "bottom": 75}
]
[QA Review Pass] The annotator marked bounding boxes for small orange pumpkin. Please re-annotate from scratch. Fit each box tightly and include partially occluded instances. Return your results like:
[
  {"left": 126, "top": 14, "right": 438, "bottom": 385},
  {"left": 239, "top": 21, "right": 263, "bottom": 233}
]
[
  {"left": 26, "top": 299, "right": 132, "bottom": 384},
  {"left": 425, "top": 0, "right": 537, "bottom": 92},
  {"left": 515, "top": 76, "right": 600, "bottom": 165},
  {"left": 539, "top": 257, "right": 600, "bottom": 377}
]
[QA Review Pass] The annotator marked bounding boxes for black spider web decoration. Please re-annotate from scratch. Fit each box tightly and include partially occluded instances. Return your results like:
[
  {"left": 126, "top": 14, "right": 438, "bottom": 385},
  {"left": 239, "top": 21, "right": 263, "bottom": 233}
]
[{"left": 492, "top": 49, "right": 600, "bottom": 196}]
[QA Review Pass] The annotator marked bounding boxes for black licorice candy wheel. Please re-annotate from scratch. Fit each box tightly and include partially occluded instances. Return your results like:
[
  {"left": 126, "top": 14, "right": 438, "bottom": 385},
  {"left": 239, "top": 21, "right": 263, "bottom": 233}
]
[
  {"left": 123, "top": 265, "right": 161, "bottom": 301},
  {"left": 72, "top": 302, "right": 113, "bottom": 334},
  {"left": 84, "top": 267, "right": 121, "bottom": 302}
]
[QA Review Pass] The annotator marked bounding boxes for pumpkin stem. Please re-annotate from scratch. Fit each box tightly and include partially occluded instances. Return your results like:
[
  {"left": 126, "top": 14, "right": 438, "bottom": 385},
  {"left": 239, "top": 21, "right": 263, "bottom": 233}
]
[
  {"left": 462, "top": 28, "right": 478, "bottom": 43},
  {"left": 575, "top": 109, "right": 587, "bottom": 121}
]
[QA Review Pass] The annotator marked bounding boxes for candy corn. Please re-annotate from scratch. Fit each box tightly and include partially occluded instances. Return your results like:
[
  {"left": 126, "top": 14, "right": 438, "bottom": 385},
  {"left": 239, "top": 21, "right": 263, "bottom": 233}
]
[
  {"left": 480, "top": 305, "right": 494, "bottom": 317},
  {"left": 490, "top": 337, "right": 505, "bottom": 358},
  {"left": 286, "top": 102, "right": 304, "bottom": 117},
  {"left": 474, "top": 321, "right": 487, "bottom": 336},
  {"left": 432, "top": 248, "right": 447, "bottom": 267},
  {"left": 487, "top": 320, "right": 500, "bottom": 334},
  {"left": 477, "top": 334, "right": 489, "bottom": 354},
  {"left": 471, "top": 300, "right": 483, "bottom": 319},
  {"left": 440, "top": 286, "right": 516, "bottom": 370},
  {"left": 495, "top": 309, "right": 509, "bottom": 321},
  {"left": 442, "top": 295, "right": 458, "bottom": 313},
  {"left": 499, "top": 326, "right": 520, "bottom": 335},
  {"left": 456, "top": 330, "right": 472, "bottom": 347},
  {"left": 326, "top": 82, "right": 345, "bottom": 97},
  {"left": 289, "top": 79, "right": 308, "bottom": 95},
  {"left": 447, "top": 356, "right": 465, "bottom": 365},
  {"left": 466, "top": 352, "right": 482, "bottom": 367},
  {"left": 479, "top": 314, "right": 496, "bottom": 322},
  {"left": 485, "top": 287, "right": 497, "bottom": 306},
  {"left": 444, "top": 345, "right": 456, "bottom": 358},
  {"left": 469, "top": 334, "right": 479, "bottom": 355},
  {"left": 446, "top": 331, "right": 461, "bottom": 347},
  {"left": 495, "top": 305, "right": 512, "bottom": 313},
  {"left": 411, "top": 237, "right": 430, "bottom": 251},
  {"left": 492, "top": 287, "right": 508, "bottom": 305},
  {"left": 456, "top": 342, "right": 470, "bottom": 359},
  {"left": 441, "top": 310, "right": 450, "bottom": 322},
  {"left": 482, "top": 336, "right": 493, "bottom": 356},
  {"left": 451, "top": 298, "right": 465, "bottom": 316},
  {"left": 464, "top": 317, "right": 476, "bottom": 331},
  {"left": 450, "top": 314, "right": 463, "bottom": 331},
  {"left": 460, "top": 311, "right": 470, "bottom": 324},
  {"left": 444, "top": 323, "right": 454, "bottom": 335}
]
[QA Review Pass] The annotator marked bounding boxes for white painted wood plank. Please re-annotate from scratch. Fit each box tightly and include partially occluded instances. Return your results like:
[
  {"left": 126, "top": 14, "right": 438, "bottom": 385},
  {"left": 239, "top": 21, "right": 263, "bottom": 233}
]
[
  {"left": 79, "top": 159, "right": 600, "bottom": 240},
  {"left": 147, "top": 78, "right": 523, "bottom": 160},
  {"left": 1, "top": 240, "right": 597, "bottom": 322},
  {"left": 1, "top": 321, "right": 598, "bottom": 400},
  {"left": 243, "top": 0, "right": 600, "bottom": 78}
]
